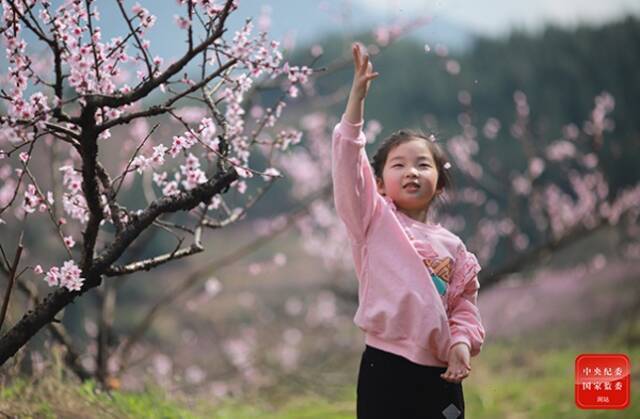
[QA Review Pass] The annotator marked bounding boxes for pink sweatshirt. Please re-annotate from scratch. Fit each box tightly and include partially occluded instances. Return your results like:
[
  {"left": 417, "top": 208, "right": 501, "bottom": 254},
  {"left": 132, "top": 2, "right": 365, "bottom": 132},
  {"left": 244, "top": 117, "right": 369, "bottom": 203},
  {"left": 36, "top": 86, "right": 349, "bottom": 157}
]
[{"left": 331, "top": 114, "right": 486, "bottom": 367}]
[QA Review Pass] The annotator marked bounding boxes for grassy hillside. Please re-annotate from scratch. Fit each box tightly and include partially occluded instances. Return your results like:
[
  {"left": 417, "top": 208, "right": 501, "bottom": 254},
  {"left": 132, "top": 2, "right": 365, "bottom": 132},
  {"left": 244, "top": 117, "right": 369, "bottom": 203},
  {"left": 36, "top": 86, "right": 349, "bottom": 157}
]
[{"left": 2, "top": 321, "right": 638, "bottom": 418}]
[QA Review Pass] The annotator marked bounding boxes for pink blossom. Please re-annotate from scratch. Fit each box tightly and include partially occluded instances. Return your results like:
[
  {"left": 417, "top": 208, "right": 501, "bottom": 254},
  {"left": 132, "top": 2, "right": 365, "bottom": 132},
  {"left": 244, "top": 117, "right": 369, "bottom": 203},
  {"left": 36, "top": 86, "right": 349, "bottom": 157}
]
[
  {"left": 528, "top": 158, "right": 545, "bottom": 178},
  {"left": 153, "top": 171, "right": 168, "bottom": 187},
  {"left": 207, "top": 195, "right": 221, "bottom": 210},
  {"left": 374, "top": 26, "right": 390, "bottom": 46},
  {"left": 287, "top": 85, "right": 299, "bottom": 98},
  {"left": 482, "top": 118, "right": 500, "bottom": 140},
  {"left": 235, "top": 180, "right": 247, "bottom": 194},
  {"left": 582, "top": 153, "right": 598, "bottom": 169},
  {"left": 64, "top": 235, "right": 76, "bottom": 248},
  {"left": 175, "top": 107, "right": 207, "bottom": 123},
  {"left": 131, "top": 155, "right": 151, "bottom": 174},
  {"left": 273, "top": 253, "right": 287, "bottom": 266},
  {"left": 512, "top": 175, "right": 531, "bottom": 195},
  {"left": 62, "top": 193, "right": 89, "bottom": 223},
  {"left": 151, "top": 144, "right": 167, "bottom": 166},
  {"left": 179, "top": 154, "right": 207, "bottom": 190},
  {"left": 44, "top": 266, "right": 60, "bottom": 287},
  {"left": 563, "top": 123, "right": 580, "bottom": 140},
  {"left": 174, "top": 15, "right": 191, "bottom": 30},
  {"left": 310, "top": 44, "right": 323, "bottom": 57},
  {"left": 545, "top": 140, "right": 576, "bottom": 161},
  {"left": 22, "top": 184, "right": 43, "bottom": 214},
  {"left": 364, "top": 119, "right": 383, "bottom": 143},
  {"left": 162, "top": 180, "right": 180, "bottom": 197},
  {"left": 229, "top": 157, "right": 251, "bottom": 178},
  {"left": 435, "top": 43, "right": 448, "bottom": 57},
  {"left": 248, "top": 263, "right": 261, "bottom": 276},
  {"left": 59, "top": 259, "right": 84, "bottom": 291},
  {"left": 261, "top": 167, "right": 281, "bottom": 181},
  {"left": 276, "top": 129, "right": 302, "bottom": 151},
  {"left": 445, "top": 60, "right": 460, "bottom": 75},
  {"left": 305, "top": 291, "right": 337, "bottom": 326},
  {"left": 205, "top": 277, "right": 222, "bottom": 297},
  {"left": 257, "top": 5, "right": 272, "bottom": 32},
  {"left": 458, "top": 90, "right": 472, "bottom": 106}
]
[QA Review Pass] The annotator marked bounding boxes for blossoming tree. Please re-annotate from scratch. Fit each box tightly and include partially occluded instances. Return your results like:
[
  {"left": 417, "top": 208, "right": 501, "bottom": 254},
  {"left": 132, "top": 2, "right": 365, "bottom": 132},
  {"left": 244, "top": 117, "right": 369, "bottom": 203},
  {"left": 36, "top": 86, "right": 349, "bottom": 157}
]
[
  {"left": 275, "top": 47, "right": 640, "bottom": 297},
  {"left": 0, "top": 0, "right": 313, "bottom": 369}
]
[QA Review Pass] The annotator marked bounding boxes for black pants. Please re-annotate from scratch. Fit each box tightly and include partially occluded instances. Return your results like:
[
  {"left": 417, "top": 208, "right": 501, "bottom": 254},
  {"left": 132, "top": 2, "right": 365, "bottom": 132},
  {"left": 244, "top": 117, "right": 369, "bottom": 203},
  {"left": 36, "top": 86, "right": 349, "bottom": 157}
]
[{"left": 357, "top": 345, "right": 465, "bottom": 419}]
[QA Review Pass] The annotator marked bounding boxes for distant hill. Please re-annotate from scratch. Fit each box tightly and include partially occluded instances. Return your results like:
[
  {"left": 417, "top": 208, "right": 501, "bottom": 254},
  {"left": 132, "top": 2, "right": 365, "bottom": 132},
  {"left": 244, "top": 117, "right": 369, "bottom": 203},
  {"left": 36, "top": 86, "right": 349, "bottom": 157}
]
[{"left": 246, "top": 16, "right": 640, "bottom": 222}]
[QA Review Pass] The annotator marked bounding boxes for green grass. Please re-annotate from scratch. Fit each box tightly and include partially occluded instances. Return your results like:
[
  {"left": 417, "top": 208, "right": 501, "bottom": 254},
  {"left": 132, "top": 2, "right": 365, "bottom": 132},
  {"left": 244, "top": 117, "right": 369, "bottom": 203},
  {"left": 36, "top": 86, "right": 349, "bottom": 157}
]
[{"left": 1, "top": 328, "right": 638, "bottom": 418}]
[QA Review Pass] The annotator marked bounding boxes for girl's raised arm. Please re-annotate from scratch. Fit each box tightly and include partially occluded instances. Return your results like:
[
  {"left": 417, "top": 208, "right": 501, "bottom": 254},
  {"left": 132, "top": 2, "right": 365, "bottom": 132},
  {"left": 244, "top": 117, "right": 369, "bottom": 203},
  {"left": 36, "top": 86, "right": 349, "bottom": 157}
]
[
  {"left": 331, "top": 44, "right": 380, "bottom": 244},
  {"left": 345, "top": 44, "right": 379, "bottom": 124}
]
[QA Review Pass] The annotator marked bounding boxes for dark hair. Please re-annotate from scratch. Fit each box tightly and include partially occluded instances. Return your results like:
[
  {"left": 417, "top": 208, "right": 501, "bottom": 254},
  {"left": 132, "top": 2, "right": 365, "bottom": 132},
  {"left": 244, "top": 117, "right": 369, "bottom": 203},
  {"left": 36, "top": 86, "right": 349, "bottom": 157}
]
[{"left": 371, "top": 129, "right": 454, "bottom": 204}]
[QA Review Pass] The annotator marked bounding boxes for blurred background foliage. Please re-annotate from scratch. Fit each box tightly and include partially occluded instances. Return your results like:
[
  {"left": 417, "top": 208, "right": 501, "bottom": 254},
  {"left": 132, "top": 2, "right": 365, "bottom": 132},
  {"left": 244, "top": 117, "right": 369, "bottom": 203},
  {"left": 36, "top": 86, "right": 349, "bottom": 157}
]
[{"left": 2, "top": 9, "right": 639, "bottom": 419}]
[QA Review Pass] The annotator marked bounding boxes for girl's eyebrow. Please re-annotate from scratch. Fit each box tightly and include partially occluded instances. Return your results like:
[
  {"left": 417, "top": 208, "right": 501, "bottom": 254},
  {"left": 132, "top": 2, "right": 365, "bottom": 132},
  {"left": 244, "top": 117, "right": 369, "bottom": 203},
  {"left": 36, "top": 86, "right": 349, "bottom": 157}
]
[{"left": 389, "top": 155, "right": 433, "bottom": 162}]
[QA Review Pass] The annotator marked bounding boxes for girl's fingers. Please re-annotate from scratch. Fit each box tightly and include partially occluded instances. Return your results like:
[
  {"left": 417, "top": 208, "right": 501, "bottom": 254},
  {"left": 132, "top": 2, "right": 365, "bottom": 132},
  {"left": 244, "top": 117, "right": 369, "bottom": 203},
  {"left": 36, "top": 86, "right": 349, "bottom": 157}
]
[
  {"left": 361, "top": 54, "right": 369, "bottom": 75},
  {"left": 366, "top": 72, "right": 379, "bottom": 81},
  {"left": 441, "top": 366, "right": 469, "bottom": 383},
  {"left": 352, "top": 44, "right": 360, "bottom": 69},
  {"left": 352, "top": 43, "right": 377, "bottom": 82},
  {"left": 352, "top": 44, "right": 359, "bottom": 69}
]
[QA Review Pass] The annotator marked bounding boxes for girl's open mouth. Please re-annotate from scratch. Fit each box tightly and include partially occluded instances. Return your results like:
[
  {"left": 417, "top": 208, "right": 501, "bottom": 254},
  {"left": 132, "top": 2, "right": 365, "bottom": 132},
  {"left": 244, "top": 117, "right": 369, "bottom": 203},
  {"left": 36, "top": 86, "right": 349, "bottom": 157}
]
[{"left": 403, "top": 183, "right": 420, "bottom": 191}]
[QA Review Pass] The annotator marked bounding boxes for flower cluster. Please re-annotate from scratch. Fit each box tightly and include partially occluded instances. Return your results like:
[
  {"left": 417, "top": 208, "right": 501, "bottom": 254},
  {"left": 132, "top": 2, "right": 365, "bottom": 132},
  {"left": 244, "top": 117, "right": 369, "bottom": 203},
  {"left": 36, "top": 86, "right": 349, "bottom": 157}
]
[
  {"left": 42, "top": 260, "right": 85, "bottom": 291},
  {"left": 22, "top": 184, "right": 53, "bottom": 214},
  {"left": 180, "top": 153, "right": 207, "bottom": 191},
  {"left": 1, "top": 1, "right": 30, "bottom": 104},
  {"left": 58, "top": 164, "right": 90, "bottom": 223}
]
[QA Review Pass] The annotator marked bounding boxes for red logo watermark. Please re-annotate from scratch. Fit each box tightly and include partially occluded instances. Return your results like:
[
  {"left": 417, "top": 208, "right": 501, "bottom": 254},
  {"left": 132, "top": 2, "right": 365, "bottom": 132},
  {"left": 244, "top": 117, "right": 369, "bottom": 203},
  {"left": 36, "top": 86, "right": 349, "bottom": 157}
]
[{"left": 575, "top": 353, "right": 631, "bottom": 409}]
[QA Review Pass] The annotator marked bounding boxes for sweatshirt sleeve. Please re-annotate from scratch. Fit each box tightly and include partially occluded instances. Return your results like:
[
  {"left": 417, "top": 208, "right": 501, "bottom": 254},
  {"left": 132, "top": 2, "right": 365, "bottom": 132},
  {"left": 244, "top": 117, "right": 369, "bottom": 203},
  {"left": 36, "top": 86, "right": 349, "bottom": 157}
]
[
  {"left": 448, "top": 249, "right": 485, "bottom": 357},
  {"left": 331, "top": 114, "right": 379, "bottom": 243}
]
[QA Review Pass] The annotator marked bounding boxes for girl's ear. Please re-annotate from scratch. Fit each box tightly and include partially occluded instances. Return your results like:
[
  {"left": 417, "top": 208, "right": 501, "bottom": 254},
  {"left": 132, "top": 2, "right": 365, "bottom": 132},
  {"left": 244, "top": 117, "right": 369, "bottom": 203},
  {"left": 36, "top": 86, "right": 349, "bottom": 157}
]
[{"left": 376, "top": 177, "right": 385, "bottom": 195}]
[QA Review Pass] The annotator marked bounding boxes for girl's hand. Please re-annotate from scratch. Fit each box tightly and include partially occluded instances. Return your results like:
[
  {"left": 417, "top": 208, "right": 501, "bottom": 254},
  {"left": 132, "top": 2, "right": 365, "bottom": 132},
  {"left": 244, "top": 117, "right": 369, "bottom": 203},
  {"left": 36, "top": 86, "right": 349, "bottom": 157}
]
[
  {"left": 441, "top": 343, "right": 471, "bottom": 384},
  {"left": 350, "top": 43, "right": 379, "bottom": 102}
]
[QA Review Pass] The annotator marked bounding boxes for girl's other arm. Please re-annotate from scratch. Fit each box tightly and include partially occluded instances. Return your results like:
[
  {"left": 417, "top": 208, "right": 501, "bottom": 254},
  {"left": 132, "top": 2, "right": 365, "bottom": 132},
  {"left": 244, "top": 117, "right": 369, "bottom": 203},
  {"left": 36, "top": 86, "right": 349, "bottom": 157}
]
[{"left": 448, "top": 276, "right": 485, "bottom": 357}]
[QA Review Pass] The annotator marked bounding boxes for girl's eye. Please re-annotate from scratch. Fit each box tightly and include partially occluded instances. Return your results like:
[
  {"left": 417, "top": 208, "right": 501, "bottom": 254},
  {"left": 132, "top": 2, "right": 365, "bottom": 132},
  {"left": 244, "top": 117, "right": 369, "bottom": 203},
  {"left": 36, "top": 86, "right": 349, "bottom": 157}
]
[
  {"left": 420, "top": 164, "right": 430, "bottom": 168},
  {"left": 392, "top": 164, "right": 403, "bottom": 168}
]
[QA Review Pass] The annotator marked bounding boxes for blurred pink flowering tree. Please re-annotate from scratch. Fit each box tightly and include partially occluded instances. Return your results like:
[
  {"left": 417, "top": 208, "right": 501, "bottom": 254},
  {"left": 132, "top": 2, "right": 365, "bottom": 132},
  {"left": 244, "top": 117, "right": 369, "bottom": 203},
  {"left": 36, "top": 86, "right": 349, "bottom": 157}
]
[
  {"left": 275, "top": 47, "right": 640, "bottom": 295},
  {"left": 0, "top": 0, "right": 314, "bottom": 371}
]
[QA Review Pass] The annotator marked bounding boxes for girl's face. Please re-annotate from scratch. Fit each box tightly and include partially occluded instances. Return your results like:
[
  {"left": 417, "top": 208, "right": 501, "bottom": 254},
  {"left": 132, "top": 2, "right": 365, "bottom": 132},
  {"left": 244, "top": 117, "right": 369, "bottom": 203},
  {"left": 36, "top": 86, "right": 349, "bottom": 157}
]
[{"left": 376, "top": 138, "right": 441, "bottom": 220}]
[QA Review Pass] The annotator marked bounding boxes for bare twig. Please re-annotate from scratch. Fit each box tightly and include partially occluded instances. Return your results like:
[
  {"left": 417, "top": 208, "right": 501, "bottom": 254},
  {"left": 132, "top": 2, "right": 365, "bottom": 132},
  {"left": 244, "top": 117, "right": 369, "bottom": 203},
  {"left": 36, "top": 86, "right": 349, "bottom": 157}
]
[
  {"left": 0, "top": 232, "right": 24, "bottom": 330},
  {"left": 105, "top": 227, "right": 204, "bottom": 276},
  {"left": 110, "top": 124, "right": 160, "bottom": 199},
  {"left": 115, "top": 0, "right": 153, "bottom": 77}
]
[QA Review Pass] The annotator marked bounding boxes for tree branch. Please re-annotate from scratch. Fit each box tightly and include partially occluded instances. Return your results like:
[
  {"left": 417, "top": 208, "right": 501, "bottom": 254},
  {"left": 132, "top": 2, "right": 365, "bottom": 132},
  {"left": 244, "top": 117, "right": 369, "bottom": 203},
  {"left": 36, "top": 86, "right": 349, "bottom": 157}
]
[
  {"left": 105, "top": 227, "right": 204, "bottom": 276},
  {"left": 90, "top": 0, "right": 235, "bottom": 110},
  {"left": 96, "top": 57, "right": 238, "bottom": 133},
  {"left": 0, "top": 169, "right": 238, "bottom": 365},
  {"left": 117, "top": 182, "right": 332, "bottom": 362}
]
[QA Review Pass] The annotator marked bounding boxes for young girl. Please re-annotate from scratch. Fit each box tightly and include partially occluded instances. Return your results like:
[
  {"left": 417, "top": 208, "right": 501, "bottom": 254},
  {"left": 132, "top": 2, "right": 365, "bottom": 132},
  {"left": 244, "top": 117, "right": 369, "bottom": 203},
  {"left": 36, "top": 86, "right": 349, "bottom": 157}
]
[{"left": 332, "top": 44, "right": 485, "bottom": 418}]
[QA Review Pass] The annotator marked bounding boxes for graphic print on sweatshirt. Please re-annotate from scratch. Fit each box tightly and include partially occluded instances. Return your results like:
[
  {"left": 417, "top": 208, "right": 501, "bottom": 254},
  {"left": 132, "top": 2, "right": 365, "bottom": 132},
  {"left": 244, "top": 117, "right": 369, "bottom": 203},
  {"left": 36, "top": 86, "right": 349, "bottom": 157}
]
[{"left": 423, "top": 256, "right": 453, "bottom": 296}]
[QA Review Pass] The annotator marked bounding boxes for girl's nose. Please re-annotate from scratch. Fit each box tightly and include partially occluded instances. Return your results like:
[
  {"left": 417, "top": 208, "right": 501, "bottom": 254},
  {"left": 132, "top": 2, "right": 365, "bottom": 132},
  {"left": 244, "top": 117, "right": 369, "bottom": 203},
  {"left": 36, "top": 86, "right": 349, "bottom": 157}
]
[{"left": 405, "top": 167, "right": 419, "bottom": 177}]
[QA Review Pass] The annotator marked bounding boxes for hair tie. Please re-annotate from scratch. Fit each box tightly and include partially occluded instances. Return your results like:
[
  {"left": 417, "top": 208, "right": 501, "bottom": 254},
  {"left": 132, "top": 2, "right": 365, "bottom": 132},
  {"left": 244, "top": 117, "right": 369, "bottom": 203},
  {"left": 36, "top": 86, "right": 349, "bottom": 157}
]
[
  {"left": 443, "top": 162, "right": 451, "bottom": 170},
  {"left": 428, "top": 134, "right": 436, "bottom": 142}
]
